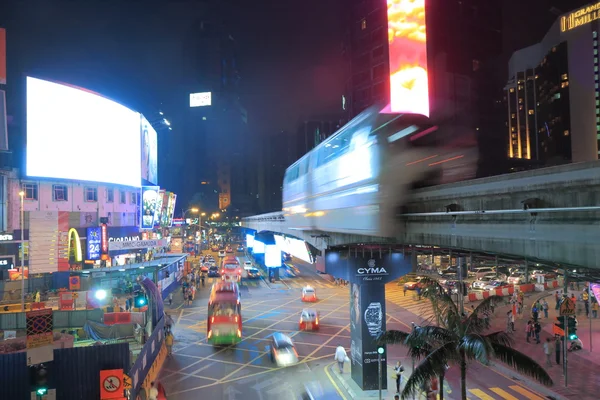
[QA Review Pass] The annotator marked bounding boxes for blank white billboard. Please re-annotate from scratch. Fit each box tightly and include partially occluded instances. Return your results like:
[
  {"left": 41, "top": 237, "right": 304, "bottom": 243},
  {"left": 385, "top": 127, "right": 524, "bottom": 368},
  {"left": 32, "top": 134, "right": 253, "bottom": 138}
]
[
  {"left": 26, "top": 77, "right": 142, "bottom": 187},
  {"left": 190, "top": 92, "right": 212, "bottom": 107}
]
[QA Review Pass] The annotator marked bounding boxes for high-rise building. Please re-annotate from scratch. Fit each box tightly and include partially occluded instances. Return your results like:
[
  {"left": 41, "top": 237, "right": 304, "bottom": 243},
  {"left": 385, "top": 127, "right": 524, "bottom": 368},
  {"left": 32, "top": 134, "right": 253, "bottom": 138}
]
[
  {"left": 504, "top": 3, "right": 600, "bottom": 165},
  {"left": 293, "top": 117, "right": 347, "bottom": 161}
]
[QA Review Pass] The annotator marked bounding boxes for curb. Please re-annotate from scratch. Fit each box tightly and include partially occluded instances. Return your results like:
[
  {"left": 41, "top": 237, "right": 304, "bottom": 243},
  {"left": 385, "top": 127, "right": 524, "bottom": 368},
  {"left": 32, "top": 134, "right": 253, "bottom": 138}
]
[{"left": 328, "top": 363, "right": 357, "bottom": 399}]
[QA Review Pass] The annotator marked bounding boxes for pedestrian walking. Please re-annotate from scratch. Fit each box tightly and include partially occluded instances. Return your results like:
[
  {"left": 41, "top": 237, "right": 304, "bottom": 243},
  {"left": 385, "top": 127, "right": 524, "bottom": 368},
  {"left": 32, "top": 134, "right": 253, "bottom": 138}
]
[
  {"left": 534, "top": 321, "right": 541, "bottom": 344},
  {"left": 334, "top": 344, "right": 348, "bottom": 373},
  {"left": 148, "top": 381, "right": 159, "bottom": 400},
  {"left": 526, "top": 320, "right": 533, "bottom": 343},
  {"left": 555, "top": 291, "right": 561, "bottom": 310},
  {"left": 403, "top": 285, "right": 407, "bottom": 296},
  {"left": 542, "top": 299, "right": 549, "bottom": 318},
  {"left": 592, "top": 300, "right": 598, "bottom": 318},
  {"left": 544, "top": 338, "right": 553, "bottom": 367},
  {"left": 555, "top": 337, "right": 562, "bottom": 365},
  {"left": 394, "top": 361, "right": 404, "bottom": 393},
  {"left": 165, "top": 330, "right": 174, "bottom": 356}
]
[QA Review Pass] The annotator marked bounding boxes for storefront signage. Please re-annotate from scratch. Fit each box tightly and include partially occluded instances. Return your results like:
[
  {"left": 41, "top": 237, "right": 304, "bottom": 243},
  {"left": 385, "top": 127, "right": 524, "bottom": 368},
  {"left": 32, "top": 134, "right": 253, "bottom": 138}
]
[
  {"left": 0, "top": 233, "right": 14, "bottom": 241},
  {"left": 0, "top": 256, "right": 14, "bottom": 269},
  {"left": 87, "top": 227, "right": 102, "bottom": 260},
  {"left": 108, "top": 238, "right": 167, "bottom": 251},
  {"left": 561, "top": 2, "right": 600, "bottom": 32},
  {"left": 101, "top": 224, "right": 108, "bottom": 253},
  {"left": 356, "top": 261, "right": 389, "bottom": 282}
]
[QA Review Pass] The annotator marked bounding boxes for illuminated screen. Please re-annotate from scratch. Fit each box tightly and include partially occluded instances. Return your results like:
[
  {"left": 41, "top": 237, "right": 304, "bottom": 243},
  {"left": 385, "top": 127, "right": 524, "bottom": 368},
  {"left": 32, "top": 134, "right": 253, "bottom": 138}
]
[
  {"left": 166, "top": 193, "right": 177, "bottom": 227},
  {"left": 141, "top": 116, "right": 158, "bottom": 185},
  {"left": 246, "top": 234, "right": 255, "bottom": 249},
  {"left": 387, "top": 0, "right": 429, "bottom": 117},
  {"left": 26, "top": 77, "right": 142, "bottom": 186},
  {"left": 253, "top": 240, "right": 265, "bottom": 254},
  {"left": 274, "top": 235, "right": 287, "bottom": 253},
  {"left": 154, "top": 189, "right": 165, "bottom": 226},
  {"left": 141, "top": 186, "right": 159, "bottom": 230},
  {"left": 190, "top": 92, "right": 212, "bottom": 107},
  {"left": 286, "top": 237, "right": 312, "bottom": 264},
  {"left": 265, "top": 245, "right": 281, "bottom": 268}
]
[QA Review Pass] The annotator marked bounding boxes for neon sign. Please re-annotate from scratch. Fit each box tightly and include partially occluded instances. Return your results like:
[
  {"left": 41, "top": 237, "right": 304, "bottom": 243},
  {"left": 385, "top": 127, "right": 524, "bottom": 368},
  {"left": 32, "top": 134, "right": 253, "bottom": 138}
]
[
  {"left": 101, "top": 224, "right": 108, "bottom": 253},
  {"left": 561, "top": 2, "right": 600, "bottom": 32}
]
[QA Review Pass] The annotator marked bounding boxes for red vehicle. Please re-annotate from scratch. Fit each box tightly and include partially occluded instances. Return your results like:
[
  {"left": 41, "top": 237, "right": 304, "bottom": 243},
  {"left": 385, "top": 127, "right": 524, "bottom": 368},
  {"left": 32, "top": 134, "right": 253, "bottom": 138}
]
[
  {"left": 301, "top": 286, "right": 317, "bottom": 302},
  {"left": 221, "top": 256, "right": 242, "bottom": 282},
  {"left": 299, "top": 309, "right": 320, "bottom": 331},
  {"left": 207, "top": 286, "right": 242, "bottom": 345}
]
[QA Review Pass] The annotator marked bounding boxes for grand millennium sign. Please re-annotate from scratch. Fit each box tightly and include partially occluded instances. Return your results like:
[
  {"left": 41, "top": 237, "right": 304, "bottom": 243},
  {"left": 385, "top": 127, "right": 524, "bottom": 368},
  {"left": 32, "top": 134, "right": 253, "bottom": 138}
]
[{"left": 561, "top": 3, "right": 600, "bottom": 32}]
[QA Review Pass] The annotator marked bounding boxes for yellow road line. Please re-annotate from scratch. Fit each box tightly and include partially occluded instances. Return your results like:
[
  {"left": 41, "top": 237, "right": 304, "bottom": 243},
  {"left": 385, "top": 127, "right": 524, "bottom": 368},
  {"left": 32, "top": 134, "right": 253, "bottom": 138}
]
[
  {"left": 490, "top": 387, "right": 518, "bottom": 400},
  {"left": 468, "top": 388, "right": 496, "bottom": 400},
  {"left": 325, "top": 361, "right": 348, "bottom": 400},
  {"left": 508, "top": 385, "right": 544, "bottom": 400}
]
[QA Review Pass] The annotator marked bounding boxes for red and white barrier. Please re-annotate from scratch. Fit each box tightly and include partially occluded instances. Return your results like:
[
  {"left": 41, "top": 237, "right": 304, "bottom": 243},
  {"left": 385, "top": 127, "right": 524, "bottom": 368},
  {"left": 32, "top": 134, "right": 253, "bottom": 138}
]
[{"left": 465, "top": 283, "right": 536, "bottom": 303}]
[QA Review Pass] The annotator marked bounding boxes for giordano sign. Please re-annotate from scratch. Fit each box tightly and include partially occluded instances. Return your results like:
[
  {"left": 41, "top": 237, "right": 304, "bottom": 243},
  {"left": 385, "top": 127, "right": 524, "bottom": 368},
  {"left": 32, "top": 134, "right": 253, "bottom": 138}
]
[{"left": 561, "top": 2, "right": 600, "bottom": 32}]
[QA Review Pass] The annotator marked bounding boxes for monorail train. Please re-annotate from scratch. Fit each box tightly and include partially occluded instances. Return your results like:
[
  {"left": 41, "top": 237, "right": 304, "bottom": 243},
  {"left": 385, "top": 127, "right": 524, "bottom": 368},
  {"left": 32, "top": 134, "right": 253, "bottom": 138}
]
[{"left": 282, "top": 104, "right": 478, "bottom": 237}]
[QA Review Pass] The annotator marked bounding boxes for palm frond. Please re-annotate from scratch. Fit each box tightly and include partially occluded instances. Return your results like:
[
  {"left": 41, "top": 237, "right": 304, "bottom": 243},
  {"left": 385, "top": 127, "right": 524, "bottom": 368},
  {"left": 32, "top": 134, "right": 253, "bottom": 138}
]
[
  {"left": 485, "top": 331, "right": 513, "bottom": 347},
  {"left": 400, "top": 341, "right": 458, "bottom": 400},
  {"left": 460, "top": 334, "right": 494, "bottom": 365},
  {"left": 376, "top": 330, "right": 410, "bottom": 346},
  {"left": 412, "top": 325, "right": 456, "bottom": 345},
  {"left": 490, "top": 343, "right": 553, "bottom": 386}
]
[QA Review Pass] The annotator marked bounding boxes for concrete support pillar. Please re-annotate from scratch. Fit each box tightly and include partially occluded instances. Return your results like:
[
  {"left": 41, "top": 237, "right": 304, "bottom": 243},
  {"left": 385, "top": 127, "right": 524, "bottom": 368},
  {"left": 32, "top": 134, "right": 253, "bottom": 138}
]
[
  {"left": 411, "top": 250, "right": 418, "bottom": 272},
  {"left": 524, "top": 259, "right": 529, "bottom": 284}
]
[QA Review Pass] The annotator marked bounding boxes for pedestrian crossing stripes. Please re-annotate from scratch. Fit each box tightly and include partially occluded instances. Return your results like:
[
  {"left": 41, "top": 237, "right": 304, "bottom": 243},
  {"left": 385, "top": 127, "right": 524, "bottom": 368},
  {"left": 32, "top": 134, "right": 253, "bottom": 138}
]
[
  {"left": 385, "top": 283, "right": 437, "bottom": 322},
  {"left": 282, "top": 279, "right": 336, "bottom": 289},
  {"left": 467, "top": 385, "right": 545, "bottom": 400}
]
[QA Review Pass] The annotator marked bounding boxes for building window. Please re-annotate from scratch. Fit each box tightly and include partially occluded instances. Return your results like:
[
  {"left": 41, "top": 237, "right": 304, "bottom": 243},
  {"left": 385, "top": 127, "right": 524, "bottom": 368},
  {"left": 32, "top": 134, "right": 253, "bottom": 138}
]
[
  {"left": 131, "top": 192, "right": 137, "bottom": 205},
  {"left": 528, "top": 109, "right": 534, "bottom": 115},
  {"left": 120, "top": 190, "right": 126, "bottom": 204},
  {"left": 372, "top": 63, "right": 385, "bottom": 79},
  {"left": 372, "top": 46, "right": 384, "bottom": 59},
  {"left": 564, "top": 130, "right": 570, "bottom": 136},
  {"left": 561, "top": 73, "right": 568, "bottom": 80},
  {"left": 509, "top": 88, "right": 514, "bottom": 93},
  {"left": 360, "top": 18, "right": 367, "bottom": 30},
  {"left": 22, "top": 183, "right": 38, "bottom": 200},
  {"left": 85, "top": 187, "right": 98, "bottom": 202},
  {"left": 518, "top": 98, "right": 523, "bottom": 104},
  {"left": 107, "top": 188, "right": 114, "bottom": 203},
  {"left": 52, "top": 184, "right": 68, "bottom": 201}
]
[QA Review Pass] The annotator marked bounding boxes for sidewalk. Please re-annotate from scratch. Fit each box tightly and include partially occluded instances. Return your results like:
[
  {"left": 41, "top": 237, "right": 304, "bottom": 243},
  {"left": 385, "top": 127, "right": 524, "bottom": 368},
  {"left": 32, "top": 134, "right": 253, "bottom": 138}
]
[
  {"left": 487, "top": 289, "right": 600, "bottom": 398},
  {"left": 328, "top": 360, "right": 433, "bottom": 399}
]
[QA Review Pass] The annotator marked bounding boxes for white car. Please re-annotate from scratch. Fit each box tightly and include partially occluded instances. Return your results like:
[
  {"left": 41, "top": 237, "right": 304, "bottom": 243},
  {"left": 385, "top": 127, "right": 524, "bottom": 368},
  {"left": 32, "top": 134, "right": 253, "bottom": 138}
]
[
  {"left": 471, "top": 274, "right": 497, "bottom": 290},
  {"left": 218, "top": 250, "right": 226, "bottom": 258},
  {"left": 507, "top": 273, "right": 526, "bottom": 285},
  {"left": 244, "top": 260, "right": 252, "bottom": 268}
]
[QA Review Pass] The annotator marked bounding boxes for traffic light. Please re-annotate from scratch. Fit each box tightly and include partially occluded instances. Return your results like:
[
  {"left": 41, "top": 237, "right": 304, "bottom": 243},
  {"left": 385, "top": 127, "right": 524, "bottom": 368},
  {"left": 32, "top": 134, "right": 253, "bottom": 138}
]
[
  {"left": 134, "top": 292, "right": 147, "bottom": 307},
  {"left": 30, "top": 363, "right": 49, "bottom": 396},
  {"left": 568, "top": 316, "right": 577, "bottom": 339}
]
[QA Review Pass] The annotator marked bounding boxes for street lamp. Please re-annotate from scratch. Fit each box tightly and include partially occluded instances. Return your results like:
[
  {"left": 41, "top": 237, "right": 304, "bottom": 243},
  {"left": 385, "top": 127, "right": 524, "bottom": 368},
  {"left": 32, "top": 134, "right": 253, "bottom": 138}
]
[{"left": 19, "top": 190, "right": 25, "bottom": 311}]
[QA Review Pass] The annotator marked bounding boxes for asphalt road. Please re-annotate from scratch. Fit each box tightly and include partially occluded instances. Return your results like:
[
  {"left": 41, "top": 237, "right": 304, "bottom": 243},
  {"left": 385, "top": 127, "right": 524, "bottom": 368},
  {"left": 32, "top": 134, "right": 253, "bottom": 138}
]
[
  {"left": 159, "top": 251, "right": 349, "bottom": 400},
  {"left": 159, "top": 249, "right": 557, "bottom": 400}
]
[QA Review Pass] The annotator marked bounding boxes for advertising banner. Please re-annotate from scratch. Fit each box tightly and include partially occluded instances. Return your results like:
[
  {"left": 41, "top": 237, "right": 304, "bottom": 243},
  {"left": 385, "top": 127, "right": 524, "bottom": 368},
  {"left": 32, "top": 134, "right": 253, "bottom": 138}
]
[
  {"left": 326, "top": 250, "right": 404, "bottom": 390},
  {"left": 141, "top": 116, "right": 158, "bottom": 185},
  {"left": 29, "top": 211, "right": 59, "bottom": 274},
  {"left": 140, "top": 186, "right": 160, "bottom": 230},
  {"left": 154, "top": 189, "right": 165, "bottom": 226},
  {"left": 166, "top": 193, "right": 177, "bottom": 227},
  {"left": 160, "top": 191, "right": 170, "bottom": 227},
  {"left": 87, "top": 227, "right": 102, "bottom": 260},
  {"left": 0, "top": 256, "right": 14, "bottom": 269}
]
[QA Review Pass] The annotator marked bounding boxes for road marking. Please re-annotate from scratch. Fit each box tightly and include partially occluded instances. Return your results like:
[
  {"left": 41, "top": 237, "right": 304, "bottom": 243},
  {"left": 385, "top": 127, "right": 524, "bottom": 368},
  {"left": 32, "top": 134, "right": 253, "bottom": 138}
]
[
  {"left": 508, "top": 385, "right": 544, "bottom": 400},
  {"left": 490, "top": 387, "right": 518, "bottom": 400},
  {"left": 175, "top": 362, "right": 216, "bottom": 382},
  {"left": 325, "top": 362, "right": 348, "bottom": 400},
  {"left": 468, "top": 389, "right": 496, "bottom": 400},
  {"left": 176, "top": 308, "right": 184, "bottom": 325}
]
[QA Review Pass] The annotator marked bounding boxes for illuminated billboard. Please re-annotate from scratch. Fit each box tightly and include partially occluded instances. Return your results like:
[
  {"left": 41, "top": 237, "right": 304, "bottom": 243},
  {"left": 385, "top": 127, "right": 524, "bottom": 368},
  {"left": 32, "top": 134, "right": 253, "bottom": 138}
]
[
  {"left": 86, "top": 227, "right": 102, "bottom": 260},
  {"left": 26, "top": 77, "right": 142, "bottom": 186},
  {"left": 141, "top": 186, "right": 160, "bottom": 230},
  {"left": 166, "top": 193, "right": 177, "bottom": 227},
  {"left": 246, "top": 234, "right": 255, "bottom": 249},
  {"left": 154, "top": 189, "right": 165, "bottom": 226},
  {"left": 190, "top": 92, "right": 212, "bottom": 107},
  {"left": 387, "top": 0, "right": 429, "bottom": 117},
  {"left": 141, "top": 116, "right": 158, "bottom": 185},
  {"left": 160, "top": 191, "right": 170, "bottom": 227},
  {"left": 265, "top": 244, "right": 281, "bottom": 268}
]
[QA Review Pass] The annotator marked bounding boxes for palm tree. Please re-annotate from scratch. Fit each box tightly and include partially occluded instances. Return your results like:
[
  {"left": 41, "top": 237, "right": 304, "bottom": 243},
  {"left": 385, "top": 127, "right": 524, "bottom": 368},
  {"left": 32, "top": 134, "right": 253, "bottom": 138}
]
[{"left": 378, "top": 281, "right": 552, "bottom": 400}]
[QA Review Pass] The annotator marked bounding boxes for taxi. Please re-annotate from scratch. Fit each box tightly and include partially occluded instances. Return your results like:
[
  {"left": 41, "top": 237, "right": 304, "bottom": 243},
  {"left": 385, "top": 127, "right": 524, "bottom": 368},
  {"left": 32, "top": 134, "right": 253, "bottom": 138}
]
[
  {"left": 299, "top": 308, "right": 320, "bottom": 331},
  {"left": 301, "top": 286, "right": 317, "bottom": 302}
]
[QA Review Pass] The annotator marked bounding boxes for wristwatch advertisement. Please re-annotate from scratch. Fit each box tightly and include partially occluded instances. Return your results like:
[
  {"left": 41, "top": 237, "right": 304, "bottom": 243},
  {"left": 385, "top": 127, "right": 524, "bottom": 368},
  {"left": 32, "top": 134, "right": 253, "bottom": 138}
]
[{"left": 364, "top": 302, "right": 383, "bottom": 337}]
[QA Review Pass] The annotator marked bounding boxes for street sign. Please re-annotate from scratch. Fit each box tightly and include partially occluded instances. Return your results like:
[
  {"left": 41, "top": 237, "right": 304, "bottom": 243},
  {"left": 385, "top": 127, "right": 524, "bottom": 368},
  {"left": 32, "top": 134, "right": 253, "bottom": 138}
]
[
  {"left": 100, "top": 369, "right": 123, "bottom": 400},
  {"left": 122, "top": 373, "right": 132, "bottom": 390},
  {"left": 27, "top": 345, "right": 54, "bottom": 366},
  {"left": 26, "top": 309, "right": 54, "bottom": 349},
  {"left": 560, "top": 297, "right": 576, "bottom": 316}
]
